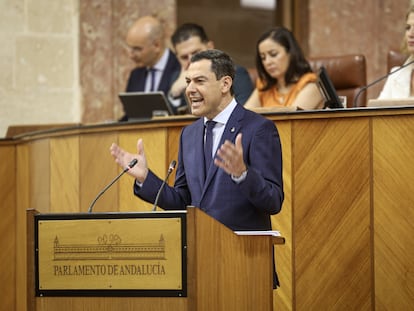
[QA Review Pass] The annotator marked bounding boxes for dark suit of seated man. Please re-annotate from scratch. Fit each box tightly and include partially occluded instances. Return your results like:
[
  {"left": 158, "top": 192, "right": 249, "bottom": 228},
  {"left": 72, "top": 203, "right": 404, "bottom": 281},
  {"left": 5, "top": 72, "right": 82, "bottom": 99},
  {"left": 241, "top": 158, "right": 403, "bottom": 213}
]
[
  {"left": 167, "top": 23, "right": 254, "bottom": 114},
  {"left": 120, "top": 15, "right": 180, "bottom": 121}
]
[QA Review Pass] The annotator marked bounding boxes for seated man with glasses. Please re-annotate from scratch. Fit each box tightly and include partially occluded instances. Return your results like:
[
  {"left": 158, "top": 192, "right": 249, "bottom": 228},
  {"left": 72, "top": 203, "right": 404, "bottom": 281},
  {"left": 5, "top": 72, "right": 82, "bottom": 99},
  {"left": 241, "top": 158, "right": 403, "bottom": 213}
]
[{"left": 120, "top": 15, "right": 180, "bottom": 121}]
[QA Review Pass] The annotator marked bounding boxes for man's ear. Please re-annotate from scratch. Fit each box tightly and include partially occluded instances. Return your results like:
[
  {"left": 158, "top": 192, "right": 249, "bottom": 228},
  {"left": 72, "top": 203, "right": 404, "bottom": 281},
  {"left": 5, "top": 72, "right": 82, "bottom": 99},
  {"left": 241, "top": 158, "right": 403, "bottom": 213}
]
[
  {"left": 152, "top": 38, "right": 162, "bottom": 50},
  {"left": 207, "top": 41, "right": 215, "bottom": 49},
  {"left": 221, "top": 76, "right": 233, "bottom": 93}
]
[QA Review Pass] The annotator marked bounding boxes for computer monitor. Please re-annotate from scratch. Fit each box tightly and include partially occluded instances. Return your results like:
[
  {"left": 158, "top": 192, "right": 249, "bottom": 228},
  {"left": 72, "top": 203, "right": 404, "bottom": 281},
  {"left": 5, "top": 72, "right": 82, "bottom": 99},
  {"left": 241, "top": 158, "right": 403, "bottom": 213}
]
[
  {"left": 317, "top": 66, "right": 344, "bottom": 109},
  {"left": 118, "top": 91, "right": 173, "bottom": 121}
]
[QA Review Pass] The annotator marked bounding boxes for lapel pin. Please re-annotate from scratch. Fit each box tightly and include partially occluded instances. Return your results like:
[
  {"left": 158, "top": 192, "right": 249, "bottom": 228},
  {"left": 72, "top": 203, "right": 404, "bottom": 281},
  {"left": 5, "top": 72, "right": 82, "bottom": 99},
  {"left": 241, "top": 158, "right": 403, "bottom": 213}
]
[{"left": 230, "top": 127, "right": 235, "bottom": 133}]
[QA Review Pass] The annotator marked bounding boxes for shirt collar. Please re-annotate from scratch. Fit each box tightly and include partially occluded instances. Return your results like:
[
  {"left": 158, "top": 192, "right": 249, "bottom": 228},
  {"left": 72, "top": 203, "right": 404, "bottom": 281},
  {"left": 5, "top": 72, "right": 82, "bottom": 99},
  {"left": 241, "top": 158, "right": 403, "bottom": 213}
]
[
  {"left": 150, "top": 48, "right": 169, "bottom": 72},
  {"left": 204, "top": 98, "right": 237, "bottom": 126}
]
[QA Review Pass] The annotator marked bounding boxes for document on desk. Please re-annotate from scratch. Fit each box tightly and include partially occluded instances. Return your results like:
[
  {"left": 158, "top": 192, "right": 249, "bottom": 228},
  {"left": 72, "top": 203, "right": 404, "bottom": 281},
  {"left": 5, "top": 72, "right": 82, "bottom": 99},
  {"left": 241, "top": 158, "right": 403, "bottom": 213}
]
[{"left": 234, "top": 230, "right": 281, "bottom": 236}]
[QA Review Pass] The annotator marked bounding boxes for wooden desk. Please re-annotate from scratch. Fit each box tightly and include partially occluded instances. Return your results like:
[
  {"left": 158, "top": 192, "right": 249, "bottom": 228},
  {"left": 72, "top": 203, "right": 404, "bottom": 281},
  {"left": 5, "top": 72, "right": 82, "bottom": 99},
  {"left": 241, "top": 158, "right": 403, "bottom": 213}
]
[{"left": 1, "top": 107, "right": 413, "bottom": 310}]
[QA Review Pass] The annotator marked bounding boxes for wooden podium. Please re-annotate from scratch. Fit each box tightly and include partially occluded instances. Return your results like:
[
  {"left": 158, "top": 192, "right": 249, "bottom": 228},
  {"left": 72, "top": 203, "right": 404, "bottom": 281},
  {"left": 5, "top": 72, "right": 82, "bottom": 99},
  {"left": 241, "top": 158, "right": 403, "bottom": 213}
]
[{"left": 27, "top": 207, "right": 284, "bottom": 311}]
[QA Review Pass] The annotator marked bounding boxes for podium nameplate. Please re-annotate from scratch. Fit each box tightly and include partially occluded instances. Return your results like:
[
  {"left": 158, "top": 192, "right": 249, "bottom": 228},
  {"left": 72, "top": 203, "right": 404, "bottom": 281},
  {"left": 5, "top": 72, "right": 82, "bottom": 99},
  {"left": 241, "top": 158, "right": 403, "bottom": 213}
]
[{"left": 34, "top": 212, "right": 187, "bottom": 297}]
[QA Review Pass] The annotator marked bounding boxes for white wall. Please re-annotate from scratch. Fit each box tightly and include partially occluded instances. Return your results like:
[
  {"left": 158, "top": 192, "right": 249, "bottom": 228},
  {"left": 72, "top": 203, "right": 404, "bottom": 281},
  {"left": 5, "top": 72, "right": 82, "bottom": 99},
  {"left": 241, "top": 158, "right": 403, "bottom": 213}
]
[{"left": 0, "top": 0, "right": 80, "bottom": 137}]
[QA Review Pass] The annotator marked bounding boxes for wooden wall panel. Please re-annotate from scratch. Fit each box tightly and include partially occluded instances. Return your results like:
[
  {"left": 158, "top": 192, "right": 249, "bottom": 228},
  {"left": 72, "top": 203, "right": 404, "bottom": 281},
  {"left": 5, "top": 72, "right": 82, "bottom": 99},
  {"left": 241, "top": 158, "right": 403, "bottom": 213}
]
[
  {"left": 118, "top": 128, "right": 168, "bottom": 212},
  {"left": 190, "top": 209, "right": 274, "bottom": 311},
  {"left": 51, "top": 137, "right": 80, "bottom": 212},
  {"left": 35, "top": 297, "right": 187, "bottom": 311},
  {"left": 272, "top": 120, "right": 293, "bottom": 311},
  {"left": 373, "top": 115, "right": 414, "bottom": 310},
  {"left": 16, "top": 144, "right": 29, "bottom": 311},
  {"left": 167, "top": 126, "right": 183, "bottom": 182},
  {"left": 0, "top": 144, "right": 16, "bottom": 311},
  {"left": 29, "top": 140, "right": 50, "bottom": 213},
  {"left": 293, "top": 118, "right": 372, "bottom": 310},
  {"left": 7, "top": 108, "right": 414, "bottom": 311},
  {"left": 79, "top": 133, "right": 117, "bottom": 213}
]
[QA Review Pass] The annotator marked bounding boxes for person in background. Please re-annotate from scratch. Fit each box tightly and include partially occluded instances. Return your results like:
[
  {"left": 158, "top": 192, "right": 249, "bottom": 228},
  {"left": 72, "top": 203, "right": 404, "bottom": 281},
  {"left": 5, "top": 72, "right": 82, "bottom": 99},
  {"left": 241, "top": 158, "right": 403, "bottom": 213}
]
[
  {"left": 245, "top": 27, "right": 323, "bottom": 111},
  {"left": 378, "top": 5, "right": 414, "bottom": 99},
  {"left": 120, "top": 15, "right": 180, "bottom": 121},
  {"left": 168, "top": 23, "right": 254, "bottom": 114},
  {"left": 110, "top": 49, "right": 283, "bottom": 287}
]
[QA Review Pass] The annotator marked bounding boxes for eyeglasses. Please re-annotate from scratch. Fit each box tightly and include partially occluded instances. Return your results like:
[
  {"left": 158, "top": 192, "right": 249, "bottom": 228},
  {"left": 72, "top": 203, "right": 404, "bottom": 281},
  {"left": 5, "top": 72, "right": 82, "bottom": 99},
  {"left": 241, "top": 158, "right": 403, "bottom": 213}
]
[{"left": 122, "top": 42, "right": 143, "bottom": 54}]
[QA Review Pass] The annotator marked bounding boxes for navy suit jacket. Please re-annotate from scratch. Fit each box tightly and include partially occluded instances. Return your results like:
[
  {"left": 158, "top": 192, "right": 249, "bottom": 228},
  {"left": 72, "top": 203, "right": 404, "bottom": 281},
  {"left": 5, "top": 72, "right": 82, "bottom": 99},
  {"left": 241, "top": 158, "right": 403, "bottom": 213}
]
[
  {"left": 126, "top": 49, "right": 180, "bottom": 94},
  {"left": 134, "top": 103, "right": 283, "bottom": 231}
]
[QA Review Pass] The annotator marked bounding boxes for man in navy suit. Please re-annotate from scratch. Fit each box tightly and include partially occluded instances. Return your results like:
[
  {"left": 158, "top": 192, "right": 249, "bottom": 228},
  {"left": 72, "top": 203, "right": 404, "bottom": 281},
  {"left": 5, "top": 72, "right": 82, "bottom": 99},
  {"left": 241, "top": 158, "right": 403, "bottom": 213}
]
[
  {"left": 110, "top": 49, "right": 283, "bottom": 286},
  {"left": 168, "top": 23, "right": 254, "bottom": 114},
  {"left": 120, "top": 15, "right": 180, "bottom": 121}
]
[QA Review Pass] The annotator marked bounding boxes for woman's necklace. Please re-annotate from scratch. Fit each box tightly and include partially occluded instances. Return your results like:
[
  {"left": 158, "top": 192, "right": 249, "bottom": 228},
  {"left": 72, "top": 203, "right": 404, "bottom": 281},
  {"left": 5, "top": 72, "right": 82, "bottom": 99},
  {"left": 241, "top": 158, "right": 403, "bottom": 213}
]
[
  {"left": 277, "top": 84, "right": 291, "bottom": 104},
  {"left": 278, "top": 93, "right": 286, "bottom": 104}
]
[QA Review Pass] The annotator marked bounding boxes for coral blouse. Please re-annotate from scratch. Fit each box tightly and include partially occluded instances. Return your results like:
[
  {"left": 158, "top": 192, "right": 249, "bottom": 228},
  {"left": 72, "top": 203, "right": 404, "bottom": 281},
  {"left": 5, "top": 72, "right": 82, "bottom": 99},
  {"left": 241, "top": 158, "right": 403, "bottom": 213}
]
[{"left": 257, "top": 72, "right": 317, "bottom": 107}]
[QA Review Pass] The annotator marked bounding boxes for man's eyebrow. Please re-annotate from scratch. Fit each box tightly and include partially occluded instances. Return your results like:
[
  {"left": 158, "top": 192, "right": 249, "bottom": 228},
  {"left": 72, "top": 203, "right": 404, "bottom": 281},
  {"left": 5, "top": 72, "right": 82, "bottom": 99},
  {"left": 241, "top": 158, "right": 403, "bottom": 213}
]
[{"left": 185, "top": 74, "right": 208, "bottom": 81}]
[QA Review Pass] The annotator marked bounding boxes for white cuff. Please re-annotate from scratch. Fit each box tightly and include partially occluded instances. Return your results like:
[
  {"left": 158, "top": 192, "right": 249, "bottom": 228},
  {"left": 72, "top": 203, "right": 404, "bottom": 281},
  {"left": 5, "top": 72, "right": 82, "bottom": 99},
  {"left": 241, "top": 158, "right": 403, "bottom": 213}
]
[{"left": 231, "top": 169, "right": 248, "bottom": 184}]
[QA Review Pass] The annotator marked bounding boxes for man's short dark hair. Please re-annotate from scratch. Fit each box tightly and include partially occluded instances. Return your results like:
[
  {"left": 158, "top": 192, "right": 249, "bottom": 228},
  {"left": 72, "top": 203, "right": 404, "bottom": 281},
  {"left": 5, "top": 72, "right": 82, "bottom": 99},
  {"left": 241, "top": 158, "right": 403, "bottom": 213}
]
[
  {"left": 191, "top": 49, "right": 235, "bottom": 95},
  {"left": 171, "top": 23, "right": 209, "bottom": 47}
]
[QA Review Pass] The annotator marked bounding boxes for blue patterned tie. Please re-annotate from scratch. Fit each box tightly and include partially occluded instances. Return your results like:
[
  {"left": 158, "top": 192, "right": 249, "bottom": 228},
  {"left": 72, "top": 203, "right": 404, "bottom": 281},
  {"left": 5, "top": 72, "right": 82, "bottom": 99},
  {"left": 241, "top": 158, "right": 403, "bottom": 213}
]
[{"left": 204, "top": 120, "right": 217, "bottom": 175}]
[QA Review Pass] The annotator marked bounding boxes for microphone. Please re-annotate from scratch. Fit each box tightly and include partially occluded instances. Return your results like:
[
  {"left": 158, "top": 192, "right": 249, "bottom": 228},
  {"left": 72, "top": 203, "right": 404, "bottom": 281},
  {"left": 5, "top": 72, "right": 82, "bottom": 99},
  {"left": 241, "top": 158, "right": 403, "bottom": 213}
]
[
  {"left": 152, "top": 160, "right": 177, "bottom": 211},
  {"left": 87, "top": 158, "right": 138, "bottom": 213},
  {"left": 353, "top": 58, "right": 414, "bottom": 107}
]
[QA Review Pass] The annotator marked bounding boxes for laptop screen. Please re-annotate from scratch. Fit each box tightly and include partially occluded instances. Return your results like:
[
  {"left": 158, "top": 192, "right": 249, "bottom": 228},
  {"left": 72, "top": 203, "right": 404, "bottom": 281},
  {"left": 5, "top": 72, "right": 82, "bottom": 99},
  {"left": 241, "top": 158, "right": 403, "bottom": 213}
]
[
  {"left": 317, "top": 66, "right": 344, "bottom": 109},
  {"left": 118, "top": 92, "right": 173, "bottom": 120}
]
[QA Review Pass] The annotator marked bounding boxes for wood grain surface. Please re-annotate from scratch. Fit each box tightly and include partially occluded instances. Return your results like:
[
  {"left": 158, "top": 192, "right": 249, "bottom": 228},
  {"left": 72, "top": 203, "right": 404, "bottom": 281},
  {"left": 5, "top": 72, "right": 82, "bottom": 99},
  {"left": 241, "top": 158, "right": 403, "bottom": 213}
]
[{"left": 2, "top": 107, "right": 414, "bottom": 310}]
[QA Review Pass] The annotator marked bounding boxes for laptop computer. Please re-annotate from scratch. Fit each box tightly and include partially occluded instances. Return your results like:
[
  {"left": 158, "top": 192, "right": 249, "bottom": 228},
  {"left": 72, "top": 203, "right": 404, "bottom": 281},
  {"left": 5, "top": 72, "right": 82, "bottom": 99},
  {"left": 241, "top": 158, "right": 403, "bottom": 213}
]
[
  {"left": 118, "top": 91, "right": 173, "bottom": 120},
  {"left": 317, "top": 66, "right": 344, "bottom": 109}
]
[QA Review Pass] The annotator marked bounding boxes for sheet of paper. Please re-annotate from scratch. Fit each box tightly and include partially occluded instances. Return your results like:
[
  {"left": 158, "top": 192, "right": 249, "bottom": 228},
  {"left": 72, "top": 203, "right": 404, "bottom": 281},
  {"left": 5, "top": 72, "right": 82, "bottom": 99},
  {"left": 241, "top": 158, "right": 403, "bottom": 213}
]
[{"left": 234, "top": 230, "right": 281, "bottom": 236}]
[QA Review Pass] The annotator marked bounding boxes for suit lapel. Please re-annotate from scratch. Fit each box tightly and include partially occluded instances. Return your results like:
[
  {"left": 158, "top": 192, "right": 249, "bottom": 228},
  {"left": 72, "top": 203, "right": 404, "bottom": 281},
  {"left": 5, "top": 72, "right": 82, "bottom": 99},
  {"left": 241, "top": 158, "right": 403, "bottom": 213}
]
[
  {"left": 158, "top": 50, "right": 178, "bottom": 93},
  {"left": 201, "top": 104, "right": 245, "bottom": 198},
  {"left": 136, "top": 69, "right": 147, "bottom": 91}
]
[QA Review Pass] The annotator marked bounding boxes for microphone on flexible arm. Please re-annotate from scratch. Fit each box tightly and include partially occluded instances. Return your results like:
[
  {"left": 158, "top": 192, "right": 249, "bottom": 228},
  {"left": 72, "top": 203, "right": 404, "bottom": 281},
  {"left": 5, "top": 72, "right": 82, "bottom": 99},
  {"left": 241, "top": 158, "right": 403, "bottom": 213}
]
[
  {"left": 353, "top": 58, "right": 414, "bottom": 107},
  {"left": 87, "top": 158, "right": 138, "bottom": 213},
  {"left": 152, "top": 160, "right": 177, "bottom": 211}
]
